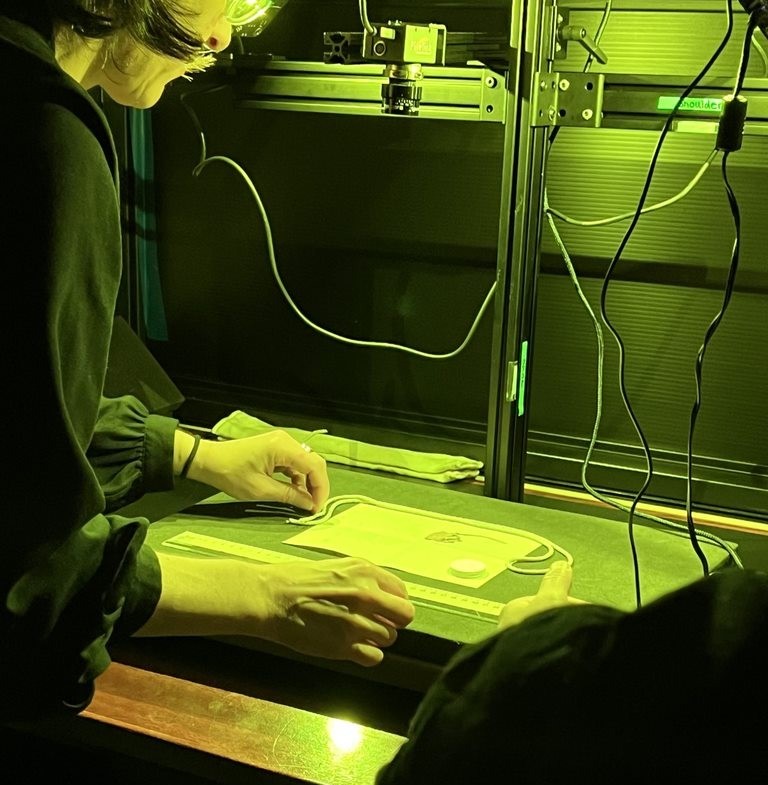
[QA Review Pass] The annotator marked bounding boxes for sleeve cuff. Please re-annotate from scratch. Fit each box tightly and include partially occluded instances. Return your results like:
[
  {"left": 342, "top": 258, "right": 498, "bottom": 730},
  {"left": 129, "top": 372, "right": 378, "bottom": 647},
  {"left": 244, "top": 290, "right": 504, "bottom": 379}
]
[
  {"left": 114, "top": 543, "right": 162, "bottom": 637},
  {"left": 142, "top": 414, "right": 178, "bottom": 492}
]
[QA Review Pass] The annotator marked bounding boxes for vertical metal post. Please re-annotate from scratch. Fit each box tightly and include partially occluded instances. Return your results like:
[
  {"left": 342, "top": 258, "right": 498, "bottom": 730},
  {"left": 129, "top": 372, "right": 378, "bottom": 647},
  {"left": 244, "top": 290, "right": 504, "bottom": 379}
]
[{"left": 485, "top": 0, "right": 554, "bottom": 501}]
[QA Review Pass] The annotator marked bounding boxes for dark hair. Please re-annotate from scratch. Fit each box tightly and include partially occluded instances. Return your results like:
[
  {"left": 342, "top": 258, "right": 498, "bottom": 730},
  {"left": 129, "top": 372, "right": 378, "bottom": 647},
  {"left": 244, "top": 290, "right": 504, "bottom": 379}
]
[{"left": 47, "top": 0, "right": 204, "bottom": 61}]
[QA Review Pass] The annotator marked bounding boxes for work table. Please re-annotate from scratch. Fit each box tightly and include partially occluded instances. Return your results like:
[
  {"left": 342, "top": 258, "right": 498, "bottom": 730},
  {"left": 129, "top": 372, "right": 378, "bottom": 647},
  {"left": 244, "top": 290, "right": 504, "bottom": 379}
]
[{"left": 7, "top": 465, "right": 738, "bottom": 783}]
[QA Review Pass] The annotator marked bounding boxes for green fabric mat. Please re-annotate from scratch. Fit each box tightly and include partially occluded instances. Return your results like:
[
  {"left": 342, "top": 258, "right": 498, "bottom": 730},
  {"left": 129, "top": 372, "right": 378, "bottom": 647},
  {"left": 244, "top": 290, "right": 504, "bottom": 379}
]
[
  {"left": 145, "top": 466, "right": 737, "bottom": 647},
  {"left": 212, "top": 410, "right": 484, "bottom": 483}
]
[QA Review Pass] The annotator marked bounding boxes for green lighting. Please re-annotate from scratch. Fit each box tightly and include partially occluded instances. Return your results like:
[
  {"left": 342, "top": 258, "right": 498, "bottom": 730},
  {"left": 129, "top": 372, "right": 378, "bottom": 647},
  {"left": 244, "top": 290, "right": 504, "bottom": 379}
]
[
  {"left": 226, "top": 0, "right": 270, "bottom": 26},
  {"left": 225, "top": 0, "right": 289, "bottom": 31},
  {"left": 517, "top": 340, "right": 528, "bottom": 417},
  {"left": 657, "top": 96, "right": 723, "bottom": 113}
]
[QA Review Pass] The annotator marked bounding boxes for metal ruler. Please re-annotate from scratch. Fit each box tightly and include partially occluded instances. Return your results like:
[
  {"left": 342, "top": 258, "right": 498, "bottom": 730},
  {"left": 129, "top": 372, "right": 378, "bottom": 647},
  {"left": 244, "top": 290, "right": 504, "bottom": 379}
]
[{"left": 162, "top": 530, "right": 504, "bottom": 618}]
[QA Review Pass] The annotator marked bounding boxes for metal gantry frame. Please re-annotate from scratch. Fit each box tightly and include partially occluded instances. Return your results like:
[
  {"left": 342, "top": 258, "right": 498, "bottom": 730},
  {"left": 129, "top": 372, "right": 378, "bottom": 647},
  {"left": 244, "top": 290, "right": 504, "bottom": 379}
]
[
  {"left": 211, "top": 1, "right": 563, "bottom": 503},
  {"left": 483, "top": 1, "right": 557, "bottom": 502},
  {"left": 106, "top": 1, "right": 568, "bottom": 503},
  {"left": 115, "top": 2, "right": 767, "bottom": 512}
]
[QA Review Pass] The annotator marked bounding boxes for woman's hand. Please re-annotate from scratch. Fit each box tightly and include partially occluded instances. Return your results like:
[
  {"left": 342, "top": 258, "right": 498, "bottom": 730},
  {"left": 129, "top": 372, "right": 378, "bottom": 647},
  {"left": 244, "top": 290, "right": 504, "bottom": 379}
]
[
  {"left": 252, "top": 556, "right": 416, "bottom": 666},
  {"left": 497, "top": 561, "right": 587, "bottom": 630},
  {"left": 138, "top": 553, "right": 416, "bottom": 668},
  {"left": 177, "top": 429, "right": 330, "bottom": 513}
]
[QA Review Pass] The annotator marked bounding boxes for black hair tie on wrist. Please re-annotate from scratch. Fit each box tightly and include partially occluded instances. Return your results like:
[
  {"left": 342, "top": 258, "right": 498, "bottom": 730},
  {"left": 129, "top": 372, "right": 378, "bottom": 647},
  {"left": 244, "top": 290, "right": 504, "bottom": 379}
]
[{"left": 180, "top": 433, "right": 202, "bottom": 478}]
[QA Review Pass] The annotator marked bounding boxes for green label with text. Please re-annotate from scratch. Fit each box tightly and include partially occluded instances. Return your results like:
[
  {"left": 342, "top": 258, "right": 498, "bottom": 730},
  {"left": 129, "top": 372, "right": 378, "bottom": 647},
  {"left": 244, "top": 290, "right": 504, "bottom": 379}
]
[{"left": 657, "top": 96, "right": 723, "bottom": 113}]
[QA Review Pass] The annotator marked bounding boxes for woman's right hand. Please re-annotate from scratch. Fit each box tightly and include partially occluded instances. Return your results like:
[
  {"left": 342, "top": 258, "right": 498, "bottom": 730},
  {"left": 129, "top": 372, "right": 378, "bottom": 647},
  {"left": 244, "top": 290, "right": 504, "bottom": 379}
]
[
  {"left": 137, "top": 552, "right": 416, "bottom": 667},
  {"left": 250, "top": 556, "right": 416, "bottom": 666}
]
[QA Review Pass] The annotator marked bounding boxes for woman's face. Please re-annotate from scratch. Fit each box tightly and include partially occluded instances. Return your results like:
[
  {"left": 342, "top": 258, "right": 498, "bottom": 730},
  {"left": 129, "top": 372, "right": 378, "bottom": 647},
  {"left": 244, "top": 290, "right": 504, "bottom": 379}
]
[{"left": 97, "top": 0, "right": 233, "bottom": 108}]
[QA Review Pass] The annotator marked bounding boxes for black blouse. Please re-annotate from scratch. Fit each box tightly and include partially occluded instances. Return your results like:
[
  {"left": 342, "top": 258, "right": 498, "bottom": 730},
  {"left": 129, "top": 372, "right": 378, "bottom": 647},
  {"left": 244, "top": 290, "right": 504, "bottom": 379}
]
[{"left": 0, "top": 13, "right": 177, "bottom": 721}]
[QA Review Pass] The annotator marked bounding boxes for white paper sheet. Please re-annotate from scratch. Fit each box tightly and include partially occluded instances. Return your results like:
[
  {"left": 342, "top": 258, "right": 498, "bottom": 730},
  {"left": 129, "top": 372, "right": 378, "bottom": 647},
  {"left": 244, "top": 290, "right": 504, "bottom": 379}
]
[{"left": 283, "top": 503, "right": 541, "bottom": 587}]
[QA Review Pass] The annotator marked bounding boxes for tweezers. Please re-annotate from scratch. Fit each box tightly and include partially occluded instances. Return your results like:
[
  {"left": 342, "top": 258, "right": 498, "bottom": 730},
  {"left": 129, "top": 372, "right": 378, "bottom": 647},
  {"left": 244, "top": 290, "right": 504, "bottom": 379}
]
[{"left": 179, "top": 500, "right": 311, "bottom": 519}]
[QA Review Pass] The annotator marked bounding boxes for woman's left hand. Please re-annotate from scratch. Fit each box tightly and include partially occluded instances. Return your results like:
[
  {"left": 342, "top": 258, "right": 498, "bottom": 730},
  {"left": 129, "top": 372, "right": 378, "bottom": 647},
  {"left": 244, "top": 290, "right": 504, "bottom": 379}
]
[{"left": 497, "top": 561, "right": 587, "bottom": 630}]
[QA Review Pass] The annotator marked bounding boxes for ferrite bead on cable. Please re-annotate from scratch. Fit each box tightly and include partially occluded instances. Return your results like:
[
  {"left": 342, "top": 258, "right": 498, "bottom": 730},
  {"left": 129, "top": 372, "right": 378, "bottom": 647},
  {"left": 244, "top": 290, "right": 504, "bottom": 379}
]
[{"left": 716, "top": 94, "right": 748, "bottom": 152}]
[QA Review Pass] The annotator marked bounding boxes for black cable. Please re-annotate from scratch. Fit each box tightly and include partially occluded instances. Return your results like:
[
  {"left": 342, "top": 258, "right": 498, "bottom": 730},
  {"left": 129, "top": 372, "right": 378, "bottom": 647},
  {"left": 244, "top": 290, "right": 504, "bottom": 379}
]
[
  {"left": 684, "top": 11, "right": 756, "bottom": 575},
  {"left": 541, "top": 5, "right": 743, "bottom": 572},
  {"left": 598, "top": 1, "right": 735, "bottom": 607},
  {"left": 683, "top": 152, "right": 741, "bottom": 573}
]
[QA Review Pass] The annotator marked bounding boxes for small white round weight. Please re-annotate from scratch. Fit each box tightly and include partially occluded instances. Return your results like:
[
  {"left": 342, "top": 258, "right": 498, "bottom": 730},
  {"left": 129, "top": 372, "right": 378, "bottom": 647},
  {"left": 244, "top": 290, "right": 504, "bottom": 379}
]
[{"left": 448, "top": 558, "right": 488, "bottom": 578}]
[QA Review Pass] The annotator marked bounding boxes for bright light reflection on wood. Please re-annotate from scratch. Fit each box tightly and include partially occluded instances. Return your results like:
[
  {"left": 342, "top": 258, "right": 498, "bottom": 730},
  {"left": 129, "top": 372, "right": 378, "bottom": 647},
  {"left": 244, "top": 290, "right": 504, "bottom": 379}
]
[{"left": 83, "top": 662, "right": 405, "bottom": 785}]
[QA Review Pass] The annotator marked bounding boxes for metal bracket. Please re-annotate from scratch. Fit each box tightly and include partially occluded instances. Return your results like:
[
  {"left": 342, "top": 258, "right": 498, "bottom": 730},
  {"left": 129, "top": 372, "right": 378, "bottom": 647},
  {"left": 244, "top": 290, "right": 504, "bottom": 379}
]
[
  {"left": 531, "top": 71, "right": 604, "bottom": 128},
  {"left": 554, "top": 9, "right": 608, "bottom": 65},
  {"left": 505, "top": 361, "right": 519, "bottom": 403}
]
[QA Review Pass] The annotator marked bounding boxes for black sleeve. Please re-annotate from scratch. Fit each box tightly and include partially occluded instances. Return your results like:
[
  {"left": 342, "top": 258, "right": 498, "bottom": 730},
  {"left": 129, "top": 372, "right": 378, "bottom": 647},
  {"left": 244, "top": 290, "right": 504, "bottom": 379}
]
[
  {"left": 0, "top": 79, "right": 163, "bottom": 721},
  {"left": 376, "top": 602, "right": 623, "bottom": 785},
  {"left": 88, "top": 395, "right": 178, "bottom": 512},
  {"left": 376, "top": 568, "right": 768, "bottom": 785}
]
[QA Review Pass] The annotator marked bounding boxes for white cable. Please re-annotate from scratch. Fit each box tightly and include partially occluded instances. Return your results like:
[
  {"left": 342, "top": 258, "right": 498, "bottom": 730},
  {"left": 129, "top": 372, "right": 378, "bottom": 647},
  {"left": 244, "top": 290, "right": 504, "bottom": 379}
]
[
  {"left": 193, "top": 154, "right": 496, "bottom": 359},
  {"left": 359, "top": 0, "right": 376, "bottom": 35},
  {"left": 583, "top": 0, "right": 612, "bottom": 73},
  {"left": 288, "top": 494, "right": 574, "bottom": 575},
  {"left": 546, "top": 149, "right": 719, "bottom": 227},
  {"left": 751, "top": 30, "right": 768, "bottom": 76},
  {"left": 543, "top": 198, "right": 742, "bottom": 569}
]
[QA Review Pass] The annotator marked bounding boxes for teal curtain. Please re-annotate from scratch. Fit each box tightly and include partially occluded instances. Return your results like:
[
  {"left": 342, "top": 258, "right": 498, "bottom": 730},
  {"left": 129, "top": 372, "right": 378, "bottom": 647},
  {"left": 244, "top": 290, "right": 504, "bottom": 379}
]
[{"left": 129, "top": 108, "right": 168, "bottom": 340}]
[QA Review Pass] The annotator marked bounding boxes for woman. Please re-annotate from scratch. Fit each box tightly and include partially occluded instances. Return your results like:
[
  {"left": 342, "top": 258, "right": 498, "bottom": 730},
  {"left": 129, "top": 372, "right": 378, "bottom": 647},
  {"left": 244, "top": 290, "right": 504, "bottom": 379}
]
[{"left": 0, "top": 0, "right": 414, "bottom": 721}]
